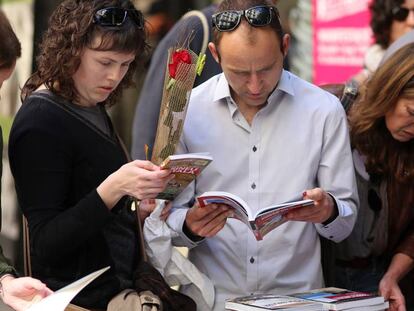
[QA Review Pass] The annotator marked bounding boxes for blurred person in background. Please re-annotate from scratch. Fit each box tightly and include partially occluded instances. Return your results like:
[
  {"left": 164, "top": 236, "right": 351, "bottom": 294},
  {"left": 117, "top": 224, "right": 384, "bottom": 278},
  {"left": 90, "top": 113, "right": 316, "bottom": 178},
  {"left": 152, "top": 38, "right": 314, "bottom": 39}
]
[
  {"left": 131, "top": 0, "right": 221, "bottom": 159},
  {"left": 353, "top": 0, "right": 414, "bottom": 84},
  {"left": 112, "top": 0, "right": 204, "bottom": 150},
  {"left": 0, "top": 0, "right": 35, "bottom": 275},
  {"left": 0, "top": 9, "right": 52, "bottom": 311}
]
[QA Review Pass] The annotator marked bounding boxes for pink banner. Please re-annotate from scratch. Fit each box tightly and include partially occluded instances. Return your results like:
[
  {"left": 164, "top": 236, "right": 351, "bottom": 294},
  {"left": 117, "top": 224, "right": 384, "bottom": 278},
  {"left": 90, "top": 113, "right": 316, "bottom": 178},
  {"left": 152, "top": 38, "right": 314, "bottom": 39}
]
[{"left": 312, "top": 0, "right": 373, "bottom": 85}]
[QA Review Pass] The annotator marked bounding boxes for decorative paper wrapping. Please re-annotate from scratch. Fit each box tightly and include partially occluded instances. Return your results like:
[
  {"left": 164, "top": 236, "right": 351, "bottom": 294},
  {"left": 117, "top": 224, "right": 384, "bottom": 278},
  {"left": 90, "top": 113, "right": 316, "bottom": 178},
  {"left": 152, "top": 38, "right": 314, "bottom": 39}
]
[{"left": 151, "top": 47, "right": 200, "bottom": 165}]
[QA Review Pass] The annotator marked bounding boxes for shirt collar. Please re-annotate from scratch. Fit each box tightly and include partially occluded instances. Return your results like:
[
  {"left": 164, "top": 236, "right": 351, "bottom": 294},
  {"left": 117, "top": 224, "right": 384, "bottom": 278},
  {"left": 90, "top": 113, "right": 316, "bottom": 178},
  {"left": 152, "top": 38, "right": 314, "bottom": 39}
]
[
  {"left": 212, "top": 69, "right": 295, "bottom": 105},
  {"left": 213, "top": 73, "right": 232, "bottom": 103},
  {"left": 275, "top": 69, "right": 295, "bottom": 97}
]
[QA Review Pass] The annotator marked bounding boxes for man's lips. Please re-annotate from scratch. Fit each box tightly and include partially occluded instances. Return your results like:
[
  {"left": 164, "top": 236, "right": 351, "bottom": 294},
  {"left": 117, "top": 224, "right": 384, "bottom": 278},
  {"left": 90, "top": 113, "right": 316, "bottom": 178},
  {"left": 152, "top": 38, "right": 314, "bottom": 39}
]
[{"left": 247, "top": 93, "right": 262, "bottom": 99}]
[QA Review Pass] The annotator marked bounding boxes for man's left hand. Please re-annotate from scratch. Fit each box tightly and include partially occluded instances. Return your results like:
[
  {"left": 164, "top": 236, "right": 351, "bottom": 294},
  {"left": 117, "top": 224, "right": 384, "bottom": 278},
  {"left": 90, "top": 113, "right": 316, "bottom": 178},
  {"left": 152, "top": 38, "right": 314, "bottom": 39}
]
[{"left": 284, "top": 188, "right": 335, "bottom": 224}]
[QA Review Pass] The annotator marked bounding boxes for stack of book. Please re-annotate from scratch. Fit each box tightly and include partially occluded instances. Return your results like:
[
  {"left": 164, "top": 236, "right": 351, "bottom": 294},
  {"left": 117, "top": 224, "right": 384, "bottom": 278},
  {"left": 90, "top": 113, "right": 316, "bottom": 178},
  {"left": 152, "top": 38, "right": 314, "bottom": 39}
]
[
  {"left": 289, "top": 287, "right": 389, "bottom": 310},
  {"left": 225, "top": 294, "right": 325, "bottom": 310},
  {"left": 225, "top": 287, "right": 388, "bottom": 311}
]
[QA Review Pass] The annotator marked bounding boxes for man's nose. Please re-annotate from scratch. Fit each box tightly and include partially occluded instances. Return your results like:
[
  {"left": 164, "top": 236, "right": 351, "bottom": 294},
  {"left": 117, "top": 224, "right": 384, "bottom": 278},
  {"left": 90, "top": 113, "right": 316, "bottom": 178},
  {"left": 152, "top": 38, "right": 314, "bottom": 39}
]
[{"left": 247, "top": 74, "right": 262, "bottom": 94}]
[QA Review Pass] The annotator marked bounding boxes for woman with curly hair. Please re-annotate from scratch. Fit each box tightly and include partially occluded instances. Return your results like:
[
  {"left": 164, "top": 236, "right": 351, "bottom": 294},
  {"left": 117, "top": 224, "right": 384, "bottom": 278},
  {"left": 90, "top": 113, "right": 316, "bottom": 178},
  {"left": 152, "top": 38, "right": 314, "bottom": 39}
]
[
  {"left": 335, "top": 43, "right": 414, "bottom": 311},
  {"left": 8, "top": 0, "right": 173, "bottom": 309}
]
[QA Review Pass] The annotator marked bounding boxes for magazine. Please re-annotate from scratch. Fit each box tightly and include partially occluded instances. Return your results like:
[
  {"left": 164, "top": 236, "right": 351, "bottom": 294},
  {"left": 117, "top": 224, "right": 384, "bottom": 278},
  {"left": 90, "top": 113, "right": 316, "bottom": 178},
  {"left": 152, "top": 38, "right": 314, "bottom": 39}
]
[
  {"left": 27, "top": 266, "right": 110, "bottom": 311},
  {"left": 288, "top": 287, "right": 385, "bottom": 310},
  {"left": 225, "top": 293, "right": 324, "bottom": 311},
  {"left": 197, "top": 191, "right": 314, "bottom": 240},
  {"left": 157, "top": 153, "right": 212, "bottom": 201}
]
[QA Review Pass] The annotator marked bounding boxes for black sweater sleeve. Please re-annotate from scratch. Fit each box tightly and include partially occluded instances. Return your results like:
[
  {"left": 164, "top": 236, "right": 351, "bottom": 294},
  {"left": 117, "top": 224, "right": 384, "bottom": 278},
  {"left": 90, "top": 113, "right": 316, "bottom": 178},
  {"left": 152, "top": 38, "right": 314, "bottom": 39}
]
[{"left": 9, "top": 100, "right": 113, "bottom": 263}]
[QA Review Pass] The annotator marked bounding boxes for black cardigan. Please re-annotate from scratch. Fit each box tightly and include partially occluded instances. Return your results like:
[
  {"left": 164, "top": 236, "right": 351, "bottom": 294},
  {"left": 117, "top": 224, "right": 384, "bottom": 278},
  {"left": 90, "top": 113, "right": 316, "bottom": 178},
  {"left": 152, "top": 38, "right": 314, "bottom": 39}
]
[{"left": 9, "top": 91, "right": 139, "bottom": 309}]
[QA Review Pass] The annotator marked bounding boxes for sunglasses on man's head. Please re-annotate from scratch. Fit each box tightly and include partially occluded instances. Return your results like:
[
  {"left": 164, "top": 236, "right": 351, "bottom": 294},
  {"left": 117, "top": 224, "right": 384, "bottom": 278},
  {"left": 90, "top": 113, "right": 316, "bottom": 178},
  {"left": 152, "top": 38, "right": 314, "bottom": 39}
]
[
  {"left": 93, "top": 7, "right": 144, "bottom": 28},
  {"left": 392, "top": 6, "right": 414, "bottom": 21},
  {"left": 212, "top": 5, "right": 279, "bottom": 32}
]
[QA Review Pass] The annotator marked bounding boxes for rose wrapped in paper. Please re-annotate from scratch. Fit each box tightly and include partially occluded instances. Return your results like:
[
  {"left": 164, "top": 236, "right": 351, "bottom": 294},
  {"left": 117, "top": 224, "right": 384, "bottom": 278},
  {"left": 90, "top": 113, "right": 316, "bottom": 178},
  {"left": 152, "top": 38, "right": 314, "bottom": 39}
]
[{"left": 151, "top": 45, "right": 205, "bottom": 165}]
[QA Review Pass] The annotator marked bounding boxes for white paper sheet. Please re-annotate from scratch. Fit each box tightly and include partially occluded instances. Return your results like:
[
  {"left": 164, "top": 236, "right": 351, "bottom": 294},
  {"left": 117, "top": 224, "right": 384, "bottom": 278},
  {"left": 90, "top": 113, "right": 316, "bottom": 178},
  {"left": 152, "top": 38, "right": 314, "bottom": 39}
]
[{"left": 27, "top": 266, "right": 110, "bottom": 311}]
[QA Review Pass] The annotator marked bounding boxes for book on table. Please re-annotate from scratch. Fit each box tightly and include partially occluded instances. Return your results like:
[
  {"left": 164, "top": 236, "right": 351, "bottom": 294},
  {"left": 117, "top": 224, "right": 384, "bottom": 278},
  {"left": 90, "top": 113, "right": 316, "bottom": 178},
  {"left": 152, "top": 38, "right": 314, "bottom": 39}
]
[
  {"left": 288, "top": 287, "right": 385, "bottom": 310},
  {"left": 338, "top": 301, "right": 389, "bottom": 311},
  {"left": 225, "top": 293, "right": 325, "bottom": 311},
  {"left": 157, "top": 153, "right": 212, "bottom": 201},
  {"left": 197, "top": 191, "right": 314, "bottom": 240}
]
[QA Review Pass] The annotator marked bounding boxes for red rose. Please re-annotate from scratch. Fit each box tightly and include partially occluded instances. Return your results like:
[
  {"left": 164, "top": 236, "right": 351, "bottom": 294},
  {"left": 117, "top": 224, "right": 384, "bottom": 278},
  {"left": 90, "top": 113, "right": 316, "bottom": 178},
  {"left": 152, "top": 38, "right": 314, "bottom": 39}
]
[{"left": 168, "top": 49, "right": 192, "bottom": 79}]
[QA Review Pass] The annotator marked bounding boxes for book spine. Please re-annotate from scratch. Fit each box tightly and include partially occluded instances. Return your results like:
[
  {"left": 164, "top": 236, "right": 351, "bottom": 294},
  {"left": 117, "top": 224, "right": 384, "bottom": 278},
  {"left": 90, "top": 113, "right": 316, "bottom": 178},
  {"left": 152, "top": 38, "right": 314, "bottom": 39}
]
[{"left": 250, "top": 221, "right": 263, "bottom": 241}]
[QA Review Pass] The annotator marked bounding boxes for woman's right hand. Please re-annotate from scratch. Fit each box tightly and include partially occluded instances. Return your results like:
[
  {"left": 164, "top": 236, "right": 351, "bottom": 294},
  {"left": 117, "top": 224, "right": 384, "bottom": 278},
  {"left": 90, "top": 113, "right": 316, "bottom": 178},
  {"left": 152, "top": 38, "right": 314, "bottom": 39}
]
[
  {"left": 379, "top": 276, "right": 406, "bottom": 311},
  {"left": 97, "top": 160, "right": 173, "bottom": 209}
]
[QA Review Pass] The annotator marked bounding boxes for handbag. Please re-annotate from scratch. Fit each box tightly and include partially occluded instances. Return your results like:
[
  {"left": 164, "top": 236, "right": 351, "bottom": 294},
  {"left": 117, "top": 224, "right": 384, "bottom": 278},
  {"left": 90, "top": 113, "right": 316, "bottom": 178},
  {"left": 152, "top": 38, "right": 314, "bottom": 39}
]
[
  {"left": 107, "top": 290, "right": 161, "bottom": 311},
  {"left": 106, "top": 199, "right": 197, "bottom": 311}
]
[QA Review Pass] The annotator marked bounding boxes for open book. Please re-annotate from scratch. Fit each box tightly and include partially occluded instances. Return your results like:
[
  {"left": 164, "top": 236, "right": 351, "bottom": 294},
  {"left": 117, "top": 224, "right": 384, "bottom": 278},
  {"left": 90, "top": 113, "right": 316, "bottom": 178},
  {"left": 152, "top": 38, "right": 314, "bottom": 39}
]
[
  {"left": 157, "top": 153, "right": 212, "bottom": 201},
  {"left": 27, "top": 266, "right": 110, "bottom": 311},
  {"left": 197, "top": 191, "right": 314, "bottom": 240}
]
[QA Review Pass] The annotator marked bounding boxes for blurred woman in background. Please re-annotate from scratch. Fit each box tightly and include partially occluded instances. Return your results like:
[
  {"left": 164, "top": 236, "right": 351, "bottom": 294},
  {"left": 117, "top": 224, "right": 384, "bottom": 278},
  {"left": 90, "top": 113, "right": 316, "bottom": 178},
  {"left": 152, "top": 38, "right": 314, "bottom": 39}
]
[{"left": 0, "top": 9, "right": 52, "bottom": 311}]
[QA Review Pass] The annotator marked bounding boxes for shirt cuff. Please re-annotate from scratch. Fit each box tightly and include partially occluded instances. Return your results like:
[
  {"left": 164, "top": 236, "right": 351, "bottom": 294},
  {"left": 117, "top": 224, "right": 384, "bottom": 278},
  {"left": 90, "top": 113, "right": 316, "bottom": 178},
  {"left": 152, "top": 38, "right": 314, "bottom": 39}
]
[
  {"left": 322, "top": 193, "right": 339, "bottom": 225},
  {"left": 167, "top": 208, "right": 204, "bottom": 248},
  {"left": 316, "top": 192, "right": 355, "bottom": 243}
]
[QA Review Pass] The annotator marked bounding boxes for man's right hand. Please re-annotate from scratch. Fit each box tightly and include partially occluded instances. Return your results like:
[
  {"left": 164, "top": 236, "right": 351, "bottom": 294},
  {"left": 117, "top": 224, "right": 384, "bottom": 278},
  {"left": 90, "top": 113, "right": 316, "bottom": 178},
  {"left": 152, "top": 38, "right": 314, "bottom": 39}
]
[{"left": 185, "top": 203, "right": 233, "bottom": 238}]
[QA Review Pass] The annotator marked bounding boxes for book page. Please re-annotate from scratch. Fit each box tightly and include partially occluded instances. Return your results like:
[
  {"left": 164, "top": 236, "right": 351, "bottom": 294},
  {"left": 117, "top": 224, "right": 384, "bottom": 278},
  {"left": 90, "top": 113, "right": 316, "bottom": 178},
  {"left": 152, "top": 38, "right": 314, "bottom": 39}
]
[
  {"left": 27, "top": 266, "right": 110, "bottom": 311},
  {"left": 197, "top": 191, "right": 251, "bottom": 224},
  {"left": 162, "top": 152, "right": 212, "bottom": 162},
  {"left": 255, "top": 199, "right": 314, "bottom": 219}
]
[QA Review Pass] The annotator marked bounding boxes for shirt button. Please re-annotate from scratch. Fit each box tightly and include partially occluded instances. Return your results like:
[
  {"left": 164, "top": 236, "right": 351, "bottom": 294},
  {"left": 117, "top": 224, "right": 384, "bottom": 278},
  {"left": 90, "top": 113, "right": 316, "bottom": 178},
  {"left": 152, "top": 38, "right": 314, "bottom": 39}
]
[
  {"left": 251, "top": 183, "right": 256, "bottom": 189},
  {"left": 329, "top": 236, "right": 334, "bottom": 239},
  {"left": 252, "top": 146, "right": 257, "bottom": 152},
  {"left": 250, "top": 257, "right": 255, "bottom": 263}
]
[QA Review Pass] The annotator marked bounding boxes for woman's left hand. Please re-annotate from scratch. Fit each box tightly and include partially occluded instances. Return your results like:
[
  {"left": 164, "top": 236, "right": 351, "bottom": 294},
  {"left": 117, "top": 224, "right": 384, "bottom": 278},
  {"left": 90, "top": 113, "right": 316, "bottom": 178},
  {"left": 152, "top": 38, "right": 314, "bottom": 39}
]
[{"left": 139, "top": 200, "right": 172, "bottom": 222}]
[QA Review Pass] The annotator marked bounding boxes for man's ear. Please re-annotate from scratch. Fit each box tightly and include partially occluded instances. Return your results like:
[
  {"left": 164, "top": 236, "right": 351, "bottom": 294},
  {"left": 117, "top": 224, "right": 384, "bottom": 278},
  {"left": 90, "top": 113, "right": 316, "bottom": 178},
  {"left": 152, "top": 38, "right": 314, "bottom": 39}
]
[
  {"left": 282, "top": 34, "right": 290, "bottom": 57},
  {"left": 208, "top": 42, "right": 220, "bottom": 63}
]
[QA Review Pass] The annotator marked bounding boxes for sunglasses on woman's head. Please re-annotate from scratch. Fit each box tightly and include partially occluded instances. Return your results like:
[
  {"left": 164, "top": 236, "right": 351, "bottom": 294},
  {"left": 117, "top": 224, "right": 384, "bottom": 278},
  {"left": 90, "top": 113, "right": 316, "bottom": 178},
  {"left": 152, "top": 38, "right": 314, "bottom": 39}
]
[
  {"left": 93, "top": 7, "right": 144, "bottom": 28},
  {"left": 392, "top": 6, "right": 414, "bottom": 21},
  {"left": 212, "top": 5, "right": 279, "bottom": 32}
]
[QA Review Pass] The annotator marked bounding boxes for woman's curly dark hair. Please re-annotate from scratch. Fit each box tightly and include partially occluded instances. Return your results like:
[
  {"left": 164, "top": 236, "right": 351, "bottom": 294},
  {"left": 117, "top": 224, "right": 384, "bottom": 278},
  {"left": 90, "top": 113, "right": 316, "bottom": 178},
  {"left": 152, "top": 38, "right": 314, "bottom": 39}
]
[
  {"left": 370, "top": 0, "right": 404, "bottom": 48},
  {"left": 22, "top": 0, "right": 149, "bottom": 106}
]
